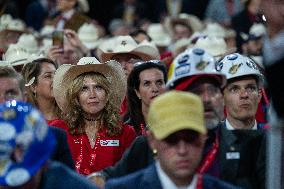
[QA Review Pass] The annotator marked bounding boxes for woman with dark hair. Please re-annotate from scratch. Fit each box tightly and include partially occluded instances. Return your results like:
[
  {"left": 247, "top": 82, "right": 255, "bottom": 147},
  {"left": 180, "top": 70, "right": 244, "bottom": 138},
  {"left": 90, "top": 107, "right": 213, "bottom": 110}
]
[
  {"left": 21, "top": 58, "right": 61, "bottom": 122},
  {"left": 124, "top": 60, "right": 167, "bottom": 135}
]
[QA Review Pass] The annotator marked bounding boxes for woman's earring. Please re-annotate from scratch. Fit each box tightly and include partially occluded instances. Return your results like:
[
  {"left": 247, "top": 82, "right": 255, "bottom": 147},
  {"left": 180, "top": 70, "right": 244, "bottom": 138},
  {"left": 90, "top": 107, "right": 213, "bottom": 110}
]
[
  {"left": 152, "top": 149, "right": 157, "bottom": 155},
  {"left": 34, "top": 91, "right": 37, "bottom": 98}
]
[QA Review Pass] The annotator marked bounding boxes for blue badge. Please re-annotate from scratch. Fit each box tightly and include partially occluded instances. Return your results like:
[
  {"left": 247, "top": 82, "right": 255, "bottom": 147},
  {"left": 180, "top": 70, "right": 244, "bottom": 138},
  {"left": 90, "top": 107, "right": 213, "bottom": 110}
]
[
  {"left": 193, "top": 48, "right": 204, "bottom": 55},
  {"left": 246, "top": 60, "right": 258, "bottom": 70},
  {"left": 215, "top": 61, "right": 223, "bottom": 71},
  {"left": 227, "top": 54, "right": 238, "bottom": 60},
  {"left": 178, "top": 54, "right": 190, "bottom": 64},
  {"left": 175, "top": 64, "right": 190, "bottom": 77}
]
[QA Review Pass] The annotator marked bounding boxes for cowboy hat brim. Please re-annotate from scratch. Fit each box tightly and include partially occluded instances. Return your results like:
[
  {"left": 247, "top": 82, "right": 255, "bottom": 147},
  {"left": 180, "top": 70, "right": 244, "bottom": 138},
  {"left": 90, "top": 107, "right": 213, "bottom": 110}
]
[{"left": 53, "top": 60, "right": 126, "bottom": 112}]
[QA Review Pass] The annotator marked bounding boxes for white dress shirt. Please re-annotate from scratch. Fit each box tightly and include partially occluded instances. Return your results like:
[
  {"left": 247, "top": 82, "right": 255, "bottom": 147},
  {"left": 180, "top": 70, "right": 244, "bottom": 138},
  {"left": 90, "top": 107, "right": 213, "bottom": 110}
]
[
  {"left": 225, "top": 119, "right": 257, "bottom": 130},
  {"left": 156, "top": 161, "right": 198, "bottom": 189}
]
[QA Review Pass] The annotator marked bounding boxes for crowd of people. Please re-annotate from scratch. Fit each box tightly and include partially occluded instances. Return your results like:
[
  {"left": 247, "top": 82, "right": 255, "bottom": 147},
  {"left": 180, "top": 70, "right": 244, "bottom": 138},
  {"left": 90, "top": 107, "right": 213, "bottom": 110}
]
[{"left": 0, "top": 0, "right": 283, "bottom": 188}]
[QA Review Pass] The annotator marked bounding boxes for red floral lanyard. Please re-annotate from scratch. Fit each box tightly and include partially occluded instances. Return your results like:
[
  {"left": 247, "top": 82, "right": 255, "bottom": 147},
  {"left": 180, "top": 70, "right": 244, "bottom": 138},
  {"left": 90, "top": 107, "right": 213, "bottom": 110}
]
[
  {"left": 197, "top": 132, "right": 219, "bottom": 174},
  {"left": 74, "top": 134, "right": 101, "bottom": 175}
]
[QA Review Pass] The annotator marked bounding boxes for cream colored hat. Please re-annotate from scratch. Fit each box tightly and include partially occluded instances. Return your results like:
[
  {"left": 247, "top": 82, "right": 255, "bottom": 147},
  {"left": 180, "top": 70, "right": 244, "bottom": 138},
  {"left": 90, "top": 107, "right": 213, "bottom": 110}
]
[
  {"left": 6, "top": 19, "right": 26, "bottom": 32},
  {"left": 53, "top": 57, "right": 127, "bottom": 112},
  {"left": 17, "top": 34, "right": 38, "bottom": 54},
  {"left": 99, "top": 35, "right": 160, "bottom": 62},
  {"left": 0, "top": 14, "right": 13, "bottom": 30},
  {"left": 78, "top": 23, "right": 99, "bottom": 49},
  {"left": 203, "top": 23, "right": 226, "bottom": 38},
  {"left": 148, "top": 90, "right": 206, "bottom": 140},
  {"left": 3, "top": 44, "right": 30, "bottom": 66},
  {"left": 147, "top": 23, "right": 171, "bottom": 47},
  {"left": 194, "top": 37, "right": 236, "bottom": 58},
  {"left": 168, "top": 13, "right": 204, "bottom": 34},
  {"left": 249, "top": 23, "right": 266, "bottom": 37},
  {"left": 40, "top": 25, "right": 55, "bottom": 37}
]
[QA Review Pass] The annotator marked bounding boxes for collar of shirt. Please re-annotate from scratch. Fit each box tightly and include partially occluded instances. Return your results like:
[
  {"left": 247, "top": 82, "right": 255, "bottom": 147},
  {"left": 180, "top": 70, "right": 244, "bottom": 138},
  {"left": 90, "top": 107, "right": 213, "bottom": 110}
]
[
  {"left": 155, "top": 161, "right": 197, "bottom": 189},
  {"left": 263, "top": 29, "right": 284, "bottom": 66},
  {"left": 56, "top": 9, "right": 75, "bottom": 30},
  {"left": 225, "top": 119, "right": 257, "bottom": 130}
]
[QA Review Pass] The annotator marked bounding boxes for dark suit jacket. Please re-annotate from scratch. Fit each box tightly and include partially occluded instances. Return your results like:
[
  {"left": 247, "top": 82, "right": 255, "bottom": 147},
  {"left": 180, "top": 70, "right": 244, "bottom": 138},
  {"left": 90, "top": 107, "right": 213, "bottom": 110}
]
[
  {"left": 102, "top": 136, "right": 154, "bottom": 179},
  {"left": 41, "top": 161, "right": 97, "bottom": 189},
  {"left": 218, "top": 122, "right": 266, "bottom": 189},
  {"left": 50, "top": 127, "right": 75, "bottom": 169},
  {"left": 105, "top": 164, "right": 242, "bottom": 189},
  {"left": 101, "top": 124, "right": 266, "bottom": 189}
]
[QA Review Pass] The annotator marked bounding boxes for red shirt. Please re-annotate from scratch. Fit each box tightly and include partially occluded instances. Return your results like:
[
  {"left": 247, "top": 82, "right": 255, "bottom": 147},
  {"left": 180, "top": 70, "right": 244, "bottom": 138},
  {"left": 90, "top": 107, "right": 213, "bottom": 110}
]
[{"left": 49, "top": 120, "right": 136, "bottom": 175}]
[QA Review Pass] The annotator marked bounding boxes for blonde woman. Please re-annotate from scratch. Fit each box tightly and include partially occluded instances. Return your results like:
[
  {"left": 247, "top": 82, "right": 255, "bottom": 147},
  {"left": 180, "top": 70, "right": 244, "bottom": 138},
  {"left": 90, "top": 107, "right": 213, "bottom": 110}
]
[{"left": 52, "top": 57, "right": 136, "bottom": 175}]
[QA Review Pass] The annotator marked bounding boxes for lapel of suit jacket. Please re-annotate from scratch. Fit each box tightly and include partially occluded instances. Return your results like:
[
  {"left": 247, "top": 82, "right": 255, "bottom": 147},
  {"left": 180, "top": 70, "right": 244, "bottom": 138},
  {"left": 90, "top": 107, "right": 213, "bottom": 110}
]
[
  {"left": 142, "top": 163, "right": 163, "bottom": 189},
  {"left": 219, "top": 122, "right": 240, "bottom": 180}
]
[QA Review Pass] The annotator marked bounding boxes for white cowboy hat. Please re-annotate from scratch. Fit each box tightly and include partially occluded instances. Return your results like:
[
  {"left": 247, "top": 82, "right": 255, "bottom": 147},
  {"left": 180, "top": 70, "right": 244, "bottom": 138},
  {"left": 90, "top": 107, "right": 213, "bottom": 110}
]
[
  {"left": 203, "top": 22, "right": 226, "bottom": 38},
  {"left": 78, "top": 23, "right": 99, "bottom": 49},
  {"left": 3, "top": 44, "right": 30, "bottom": 66},
  {"left": 98, "top": 35, "right": 160, "bottom": 62},
  {"left": 53, "top": 57, "right": 127, "bottom": 112},
  {"left": 147, "top": 23, "right": 171, "bottom": 47},
  {"left": 16, "top": 34, "right": 39, "bottom": 54},
  {"left": 194, "top": 37, "right": 236, "bottom": 58}
]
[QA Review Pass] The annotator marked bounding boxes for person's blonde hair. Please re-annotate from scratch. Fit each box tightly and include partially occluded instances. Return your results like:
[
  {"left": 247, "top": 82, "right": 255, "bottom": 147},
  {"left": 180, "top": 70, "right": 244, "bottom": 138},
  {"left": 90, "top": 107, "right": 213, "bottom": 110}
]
[{"left": 64, "top": 72, "right": 121, "bottom": 136}]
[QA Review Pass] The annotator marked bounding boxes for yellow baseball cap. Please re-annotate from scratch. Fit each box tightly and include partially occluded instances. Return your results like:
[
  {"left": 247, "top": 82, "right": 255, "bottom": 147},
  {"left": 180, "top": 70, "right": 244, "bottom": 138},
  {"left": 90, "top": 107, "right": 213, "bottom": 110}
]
[{"left": 147, "top": 90, "right": 206, "bottom": 140}]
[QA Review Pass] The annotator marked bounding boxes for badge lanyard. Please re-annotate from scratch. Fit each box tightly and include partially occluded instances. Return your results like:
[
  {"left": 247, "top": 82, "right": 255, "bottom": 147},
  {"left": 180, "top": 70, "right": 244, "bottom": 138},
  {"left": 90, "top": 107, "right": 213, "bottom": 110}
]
[{"left": 197, "top": 132, "right": 219, "bottom": 174}]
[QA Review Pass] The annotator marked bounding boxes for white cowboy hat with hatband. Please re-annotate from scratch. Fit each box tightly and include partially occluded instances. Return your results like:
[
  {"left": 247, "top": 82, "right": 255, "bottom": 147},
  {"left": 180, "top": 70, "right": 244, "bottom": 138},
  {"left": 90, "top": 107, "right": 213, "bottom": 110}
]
[
  {"left": 194, "top": 37, "right": 236, "bottom": 59},
  {"left": 147, "top": 23, "right": 171, "bottom": 47},
  {"left": 98, "top": 35, "right": 160, "bottom": 62},
  {"left": 78, "top": 23, "right": 99, "bottom": 49},
  {"left": 53, "top": 57, "right": 127, "bottom": 112}
]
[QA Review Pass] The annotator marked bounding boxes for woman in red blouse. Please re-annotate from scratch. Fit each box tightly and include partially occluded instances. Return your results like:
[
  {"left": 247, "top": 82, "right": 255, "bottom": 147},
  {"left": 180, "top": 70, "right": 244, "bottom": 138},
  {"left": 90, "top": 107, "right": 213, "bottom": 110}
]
[{"left": 52, "top": 57, "right": 136, "bottom": 175}]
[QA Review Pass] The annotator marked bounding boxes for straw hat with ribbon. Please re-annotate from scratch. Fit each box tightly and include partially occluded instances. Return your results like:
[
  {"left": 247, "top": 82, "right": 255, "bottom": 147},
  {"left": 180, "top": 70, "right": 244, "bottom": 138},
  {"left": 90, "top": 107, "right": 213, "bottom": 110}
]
[{"left": 53, "top": 57, "right": 127, "bottom": 112}]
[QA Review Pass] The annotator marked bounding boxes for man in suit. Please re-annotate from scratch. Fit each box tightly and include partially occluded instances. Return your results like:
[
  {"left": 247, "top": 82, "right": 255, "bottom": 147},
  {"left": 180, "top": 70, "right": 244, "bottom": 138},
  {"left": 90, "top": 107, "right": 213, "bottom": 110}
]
[
  {"left": 105, "top": 91, "right": 240, "bottom": 189},
  {"left": 0, "top": 66, "right": 74, "bottom": 169}
]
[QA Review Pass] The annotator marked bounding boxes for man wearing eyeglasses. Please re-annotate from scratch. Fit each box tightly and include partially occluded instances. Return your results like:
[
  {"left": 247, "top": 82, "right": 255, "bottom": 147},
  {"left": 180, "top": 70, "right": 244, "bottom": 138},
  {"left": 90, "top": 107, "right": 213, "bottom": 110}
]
[
  {"left": 105, "top": 91, "right": 239, "bottom": 189},
  {"left": 218, "top": 53, "right": 265, "bottom": 130}
]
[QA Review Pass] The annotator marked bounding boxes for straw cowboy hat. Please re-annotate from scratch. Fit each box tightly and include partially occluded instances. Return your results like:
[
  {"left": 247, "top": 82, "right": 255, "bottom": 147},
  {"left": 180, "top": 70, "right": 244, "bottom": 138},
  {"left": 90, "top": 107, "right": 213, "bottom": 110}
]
[
  {"left": 53, "top": 57, "right": 127, "bottom": 112},
  {"left": 98, "top": 35, "right": 160, "bottom": 62}
]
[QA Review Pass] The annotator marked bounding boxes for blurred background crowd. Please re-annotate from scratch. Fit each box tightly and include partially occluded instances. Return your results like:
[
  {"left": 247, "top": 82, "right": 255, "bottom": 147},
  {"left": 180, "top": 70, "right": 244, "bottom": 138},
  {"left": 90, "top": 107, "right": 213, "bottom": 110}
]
[{"left": 0, "top": 0, "right": 283, "bottom": 189}]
